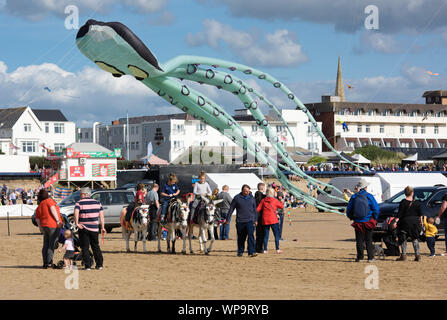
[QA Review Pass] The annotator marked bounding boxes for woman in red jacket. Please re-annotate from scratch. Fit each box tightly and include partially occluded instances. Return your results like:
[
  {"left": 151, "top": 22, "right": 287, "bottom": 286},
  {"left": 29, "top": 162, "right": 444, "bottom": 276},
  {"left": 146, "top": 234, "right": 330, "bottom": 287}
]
[{"left": 257, "top": 188, "right": 284, "bottom": 254}]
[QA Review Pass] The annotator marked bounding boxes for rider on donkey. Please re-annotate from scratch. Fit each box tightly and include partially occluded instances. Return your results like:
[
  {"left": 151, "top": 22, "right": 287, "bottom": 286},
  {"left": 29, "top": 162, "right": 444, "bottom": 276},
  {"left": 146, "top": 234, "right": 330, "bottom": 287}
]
[
  {"left": 189, "top": 171, "right": 212, "bottom": 224},
  {"left": 160, "top": 173, "right": 181, "bottom": 225}
]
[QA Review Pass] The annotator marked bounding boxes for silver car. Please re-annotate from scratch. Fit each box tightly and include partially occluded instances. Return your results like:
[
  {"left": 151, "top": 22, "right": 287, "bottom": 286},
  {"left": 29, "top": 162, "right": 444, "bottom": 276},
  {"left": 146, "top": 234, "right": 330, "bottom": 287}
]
[{"left": 58, "top": 189, "right": 135, "bottom": 233}]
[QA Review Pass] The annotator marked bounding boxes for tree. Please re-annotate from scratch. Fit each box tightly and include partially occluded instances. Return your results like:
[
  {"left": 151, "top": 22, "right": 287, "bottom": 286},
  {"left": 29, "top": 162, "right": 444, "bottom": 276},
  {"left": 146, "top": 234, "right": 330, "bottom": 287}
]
[{"left": 307, "top": 155, "right": 328, "bottom": 165}]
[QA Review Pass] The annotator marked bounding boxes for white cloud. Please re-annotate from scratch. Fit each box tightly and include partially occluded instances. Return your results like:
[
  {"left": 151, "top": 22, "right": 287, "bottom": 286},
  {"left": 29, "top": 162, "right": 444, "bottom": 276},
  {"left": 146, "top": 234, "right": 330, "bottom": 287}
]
[
  {"left": 0, "top": 61, "right": 179, "bottom": 127},
  {"left": 185, "top": 19, "right": 307, "bottom": 67},
  {"left": 1, "top": 0, "right": 168, "bottom": 20},
  {"left": 199, "top": 0, "right": 447, "bottom": 34}
]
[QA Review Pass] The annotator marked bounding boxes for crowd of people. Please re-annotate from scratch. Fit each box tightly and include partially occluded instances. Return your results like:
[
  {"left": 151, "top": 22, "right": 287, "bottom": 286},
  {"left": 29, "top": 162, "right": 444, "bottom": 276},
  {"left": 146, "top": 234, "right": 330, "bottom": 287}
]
[
  {"left": 1, "top": 184, "right": 39, "bottom": 206},
  {"left": 345, "top": 180, "right": 446, "bottom": 262},
  {"left": 30, "top": 168, "right": 447, "bottom": 270}
]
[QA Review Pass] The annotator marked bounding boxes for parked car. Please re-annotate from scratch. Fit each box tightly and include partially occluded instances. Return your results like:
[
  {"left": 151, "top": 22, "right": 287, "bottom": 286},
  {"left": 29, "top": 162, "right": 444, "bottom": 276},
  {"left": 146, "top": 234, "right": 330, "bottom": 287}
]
[
  {"left": 316, "top": 176, "right": 382, "bottom": 212},
  {"left": 372, "top": 186, "right": 446, "bottom": 242},
  {"left": 115, "top": 179, "right": 155, "bottom": 192},
  {"left": 32, "top": 189, "right": 135, "bottom": 233}
]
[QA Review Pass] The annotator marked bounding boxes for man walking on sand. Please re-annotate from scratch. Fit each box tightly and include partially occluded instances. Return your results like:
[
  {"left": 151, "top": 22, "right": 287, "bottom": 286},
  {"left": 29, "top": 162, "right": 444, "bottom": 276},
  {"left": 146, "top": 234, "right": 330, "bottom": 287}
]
[
  {"left": 227, "top": 184, "right": 258, "bottom": 257},
  {"left": 346, "top": 179, "right": 380, "bottom": 263},
  {"left": 74, "top": 187, "right": 105, "bottom": 270}
]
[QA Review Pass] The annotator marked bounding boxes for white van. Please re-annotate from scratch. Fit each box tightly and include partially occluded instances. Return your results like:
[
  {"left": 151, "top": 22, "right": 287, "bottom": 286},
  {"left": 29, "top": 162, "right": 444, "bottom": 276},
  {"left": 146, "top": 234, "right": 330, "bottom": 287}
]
[
  {"left": 374, "top": 172, "right": 447, "bottom": 201},
  {"left": 316, "top": 176, "right": 383, "bottom": 211}
]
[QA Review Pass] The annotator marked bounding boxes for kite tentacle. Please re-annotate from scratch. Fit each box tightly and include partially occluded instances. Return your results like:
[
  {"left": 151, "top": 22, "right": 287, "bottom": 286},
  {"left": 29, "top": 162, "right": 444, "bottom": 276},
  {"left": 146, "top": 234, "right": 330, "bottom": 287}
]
[
  {"left": 161, "top": 55, "right": 368, "bottom": 173},
  {"left": 144, "top": 76, "right": 345, "bottom": 213},
  {"left": 169, "top": 67, "right": 347, "bottom": 203}
]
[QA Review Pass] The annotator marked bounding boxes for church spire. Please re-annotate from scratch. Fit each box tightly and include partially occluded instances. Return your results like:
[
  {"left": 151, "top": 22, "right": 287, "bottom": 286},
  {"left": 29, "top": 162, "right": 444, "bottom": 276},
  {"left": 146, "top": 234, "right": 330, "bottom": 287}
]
[{"left": 335, "top": 56, "right": 346, "bottom": 102}]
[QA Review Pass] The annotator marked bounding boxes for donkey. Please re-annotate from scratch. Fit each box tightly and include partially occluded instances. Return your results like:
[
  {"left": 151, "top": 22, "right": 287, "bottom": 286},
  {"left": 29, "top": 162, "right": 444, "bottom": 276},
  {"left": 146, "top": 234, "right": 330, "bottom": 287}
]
[
  {"left": 157, "top": 198, "right": 189, "bottom": 254},
  {"left": 121, "top": 204, "right": 150, "bottom": 253},
  {"left": 187, "top": 196, "right": 222, "bottom": 255}
]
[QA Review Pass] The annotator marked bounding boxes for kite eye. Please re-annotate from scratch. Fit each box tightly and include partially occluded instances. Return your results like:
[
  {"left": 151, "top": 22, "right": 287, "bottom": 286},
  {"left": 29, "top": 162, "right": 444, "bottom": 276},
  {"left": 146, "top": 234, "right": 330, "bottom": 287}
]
[
  {"left": 128, "top": 65, "right": 149, "bottom": 80},
  {"left": 95, "top": 61, "right": 125, "bottom": 77}
]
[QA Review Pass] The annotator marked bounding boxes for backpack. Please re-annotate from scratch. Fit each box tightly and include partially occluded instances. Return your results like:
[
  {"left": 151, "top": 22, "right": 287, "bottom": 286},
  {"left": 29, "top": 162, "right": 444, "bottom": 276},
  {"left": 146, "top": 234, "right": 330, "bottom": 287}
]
[{"left": 349, "top": 193, "right": 370, "bottom": 220}]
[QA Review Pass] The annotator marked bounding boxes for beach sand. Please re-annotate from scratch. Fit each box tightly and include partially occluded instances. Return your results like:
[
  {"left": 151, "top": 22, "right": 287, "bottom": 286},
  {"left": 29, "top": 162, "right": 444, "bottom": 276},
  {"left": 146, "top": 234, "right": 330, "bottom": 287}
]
[{"left": 0, "top": 208, "right": 446, "bottom": 300}]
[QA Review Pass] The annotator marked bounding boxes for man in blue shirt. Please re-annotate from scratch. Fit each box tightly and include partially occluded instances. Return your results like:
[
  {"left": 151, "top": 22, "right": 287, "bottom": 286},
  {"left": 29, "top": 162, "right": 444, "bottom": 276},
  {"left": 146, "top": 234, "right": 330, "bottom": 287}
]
[
  {"left": 346, "top": 179, "right": 380, "bottom": 262},
  {"left": 160, "top": 174, "right": 180, "bottom": 223},
  {"left": 227, "top": 184, "right": 258, "bottom": 257}
]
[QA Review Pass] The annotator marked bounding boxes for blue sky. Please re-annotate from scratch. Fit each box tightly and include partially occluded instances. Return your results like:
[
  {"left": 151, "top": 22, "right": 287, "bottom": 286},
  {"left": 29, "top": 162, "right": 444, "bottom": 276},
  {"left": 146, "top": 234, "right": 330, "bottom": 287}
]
[{"left": 1, "top": 0, "right": 447, "bottom": 126}]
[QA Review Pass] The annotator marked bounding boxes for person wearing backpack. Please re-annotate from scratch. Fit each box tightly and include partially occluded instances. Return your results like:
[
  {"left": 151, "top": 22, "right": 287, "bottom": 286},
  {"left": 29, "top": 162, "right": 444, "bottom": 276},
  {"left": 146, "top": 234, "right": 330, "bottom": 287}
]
[{"left": 346, "top": 179, "right": 380, "bottom": 262}]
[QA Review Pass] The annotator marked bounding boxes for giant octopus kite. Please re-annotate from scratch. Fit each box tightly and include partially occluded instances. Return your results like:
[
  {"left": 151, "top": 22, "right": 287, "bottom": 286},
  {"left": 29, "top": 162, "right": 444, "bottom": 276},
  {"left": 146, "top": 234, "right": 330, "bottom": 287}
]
[{"left": 76, "top": 20, "right": 368, "bottom": 214}]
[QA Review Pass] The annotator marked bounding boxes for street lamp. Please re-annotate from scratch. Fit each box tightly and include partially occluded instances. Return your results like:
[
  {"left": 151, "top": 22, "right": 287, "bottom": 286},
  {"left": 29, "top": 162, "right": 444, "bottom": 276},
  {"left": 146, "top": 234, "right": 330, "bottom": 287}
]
[
  {"left": 92, "top": 122, "right": 101, "bottom": 144},
  {"left": 304, "top": 122, "right": 319, "bottom": 157}
]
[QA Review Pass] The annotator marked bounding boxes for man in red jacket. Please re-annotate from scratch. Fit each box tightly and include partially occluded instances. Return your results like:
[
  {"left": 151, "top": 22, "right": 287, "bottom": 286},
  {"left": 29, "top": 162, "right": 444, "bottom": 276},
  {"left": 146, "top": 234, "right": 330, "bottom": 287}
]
[{"left": 257, "top": 188, "right": 284, "bottom": 254}]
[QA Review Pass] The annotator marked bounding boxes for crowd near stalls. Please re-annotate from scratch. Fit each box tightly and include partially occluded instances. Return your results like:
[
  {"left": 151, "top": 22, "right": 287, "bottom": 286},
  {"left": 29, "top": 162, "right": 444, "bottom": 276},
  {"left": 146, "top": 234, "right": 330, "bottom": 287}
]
[{"left": 0, "top": 184, "right": 38, "bottom": 205}]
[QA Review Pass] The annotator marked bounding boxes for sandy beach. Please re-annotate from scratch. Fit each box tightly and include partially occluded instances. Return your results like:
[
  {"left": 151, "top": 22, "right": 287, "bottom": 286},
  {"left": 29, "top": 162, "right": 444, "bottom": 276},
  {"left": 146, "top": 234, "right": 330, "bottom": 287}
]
[{"left": 0, "top": 207, "right": 446, "bottom": 300}]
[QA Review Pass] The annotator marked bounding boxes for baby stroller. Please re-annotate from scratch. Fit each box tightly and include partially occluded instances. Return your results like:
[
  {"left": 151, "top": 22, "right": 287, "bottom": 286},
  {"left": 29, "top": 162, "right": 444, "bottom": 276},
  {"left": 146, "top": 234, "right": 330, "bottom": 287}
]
[{"left": 53, "top": 214, "right": 91, "bottom": 269}]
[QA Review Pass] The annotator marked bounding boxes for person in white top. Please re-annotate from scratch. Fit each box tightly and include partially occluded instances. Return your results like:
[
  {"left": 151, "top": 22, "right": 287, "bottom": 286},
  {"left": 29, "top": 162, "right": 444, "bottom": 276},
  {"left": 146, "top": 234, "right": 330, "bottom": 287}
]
[
  {"left": 58, "top": 230, "right": 75, "bottom": 269},
  {"left": 190, "top": 171, "right": 212, "bottom": 222}
]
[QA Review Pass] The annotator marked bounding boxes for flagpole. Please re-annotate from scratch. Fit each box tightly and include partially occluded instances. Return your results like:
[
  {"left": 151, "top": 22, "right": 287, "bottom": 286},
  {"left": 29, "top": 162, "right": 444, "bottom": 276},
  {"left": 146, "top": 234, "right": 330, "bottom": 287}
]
[{"left": 126, "top": 111, "right": 130, "bottom": 160}]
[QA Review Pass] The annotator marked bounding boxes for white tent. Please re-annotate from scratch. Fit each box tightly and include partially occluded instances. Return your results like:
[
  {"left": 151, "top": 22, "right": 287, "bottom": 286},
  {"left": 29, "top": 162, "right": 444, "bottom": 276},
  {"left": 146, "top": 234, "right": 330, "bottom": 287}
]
[
  {"left": 403, "top": 153, "right": 418, "bottom": 162},
  {"left": 206, "top": 173, "right": 263, "bottom": 198},
  {"left": 352, "top": 154, "right": 371, "bottom": 164},
  {"left": 375, "top": 172, "right": 447, "bottom": 200}
]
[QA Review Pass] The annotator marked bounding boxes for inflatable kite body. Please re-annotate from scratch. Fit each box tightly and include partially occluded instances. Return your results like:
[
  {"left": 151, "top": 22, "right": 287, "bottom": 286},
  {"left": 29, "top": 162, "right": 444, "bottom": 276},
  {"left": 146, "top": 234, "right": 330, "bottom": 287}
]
[{"left": 76, "top": 19, "right": 369, "bottom": 214}]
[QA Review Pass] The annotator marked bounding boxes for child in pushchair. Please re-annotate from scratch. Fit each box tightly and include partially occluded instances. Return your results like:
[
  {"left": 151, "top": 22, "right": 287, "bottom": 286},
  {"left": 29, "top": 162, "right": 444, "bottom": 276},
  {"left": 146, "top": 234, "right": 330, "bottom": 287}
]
[{"left": 381, "top": 216, "right": 401, "bottom": 257}]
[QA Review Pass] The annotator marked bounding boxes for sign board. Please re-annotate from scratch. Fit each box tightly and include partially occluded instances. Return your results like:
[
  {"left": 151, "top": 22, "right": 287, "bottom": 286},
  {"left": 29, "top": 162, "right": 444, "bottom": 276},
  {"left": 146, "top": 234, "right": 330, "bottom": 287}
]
[{"left": 69, "top": 166, "right": 85, "bottom": 178}]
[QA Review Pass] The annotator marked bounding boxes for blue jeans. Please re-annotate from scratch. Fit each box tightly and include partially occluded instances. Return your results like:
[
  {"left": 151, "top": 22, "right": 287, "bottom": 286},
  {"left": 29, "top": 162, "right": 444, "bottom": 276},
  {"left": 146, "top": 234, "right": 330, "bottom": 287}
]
[
  {"left": 263, "top": 223, "right": 280, "bottom": 251},
  {"left": 161, "top": 199, "right": 170, "bottom": 218},
  {"left": 426, "top": 237, "right": 436, "bottom": 256},
  {"left": 444, "top": 218, "right": 447, "bottom": 252},
  {"left": 278, "top": 214, "right": 284, "bottom": 239},
  {"left": 236, "top": 222, "right": 256, "bottom": 256},
  {"left": 220, "top": 212, "right": 231, "bottom": 240}
]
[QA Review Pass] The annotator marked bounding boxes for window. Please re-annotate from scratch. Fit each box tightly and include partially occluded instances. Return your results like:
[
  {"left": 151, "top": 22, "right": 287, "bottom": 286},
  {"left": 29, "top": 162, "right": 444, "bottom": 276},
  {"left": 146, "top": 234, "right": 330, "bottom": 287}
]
[
  {"left": 413, "top": 126, "right": 417, "bottom": 134},
  {"left": 45, "top": 123, "right": 49, "bottom": 133},
  {"left": 365, "top": 125, "right": 370, "bottom": 133},
  {"left": 357, "top": 125, "right": 362, "bottom": 133},
  {"left": 130, "top": 127, "right": 135, "bottom": 135},
  {"left": 135, "top": 127, "right": 139, "bottom": 135},
  {"left": 54, "top": 123, "right": 65, "bottom": 134},
  {"left": 348, "top": 141, "right": 355, "bottom": 149},
  {"left": 197, "top": 123, "right": 206, "bottom": 131},
  {"left": 251, "top": 125, "right": 258, "bottom": 132},
  {"left": 435, "top": 125, "right": 439, "bottom": 134},
  {"left": 174, "top": 141, "right": 184, "bottom": 149},
  {"left": 428, "top": 142, "right": 434, "bottom": 148},
  {"left": 401, "top": 142, "right": 410, "bottom": 148},
  {"left": 379, "top": 125, "right": 384, "bottom": 133},
  {"left": 409, "top": 111, "right": 418, "bottom": 117},
  {"left": 54, "top": 143, "right": 65, "bottom": 152},
  {"left": 175, "top": 124, "right": 185, "bottom": 133},
  {"left": 381, "top": 110, "right": 388, "bottom": 116},
  {"left": 24, "top": 123, "right": 31, "bottom": 132},
  {"left": 22, "top": 141, "right": 36, "bottom": 153},
  {"left": 135, "top": 141, "right": 139, "bottom": 150},
  {"left": 421, "top": 125, "right": 425, "bottom": 134},
  {"left": 276, "top": 125, "right": 285, "bottom": 132},
  {"left": 367, "top": 109, "right": 375, "bottom": 116},
  {"left": 354, "top": 109, "right": 362, "bottom": 116},
  {"left": 400, "top": 125, "right": 405, "bottom": 134}
]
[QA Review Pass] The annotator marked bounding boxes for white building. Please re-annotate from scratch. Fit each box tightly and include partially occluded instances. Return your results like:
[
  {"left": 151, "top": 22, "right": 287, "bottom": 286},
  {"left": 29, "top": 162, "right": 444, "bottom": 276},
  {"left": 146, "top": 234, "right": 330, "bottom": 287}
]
[
  {"left": 0, "top": 107, "right": 76, "bottom": 156},
  {"left": 97, "top": 109, "right": 322, "bottom": 162},
  {"left": 306, "top": 58, "right": 447, "bottom": 152}
]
